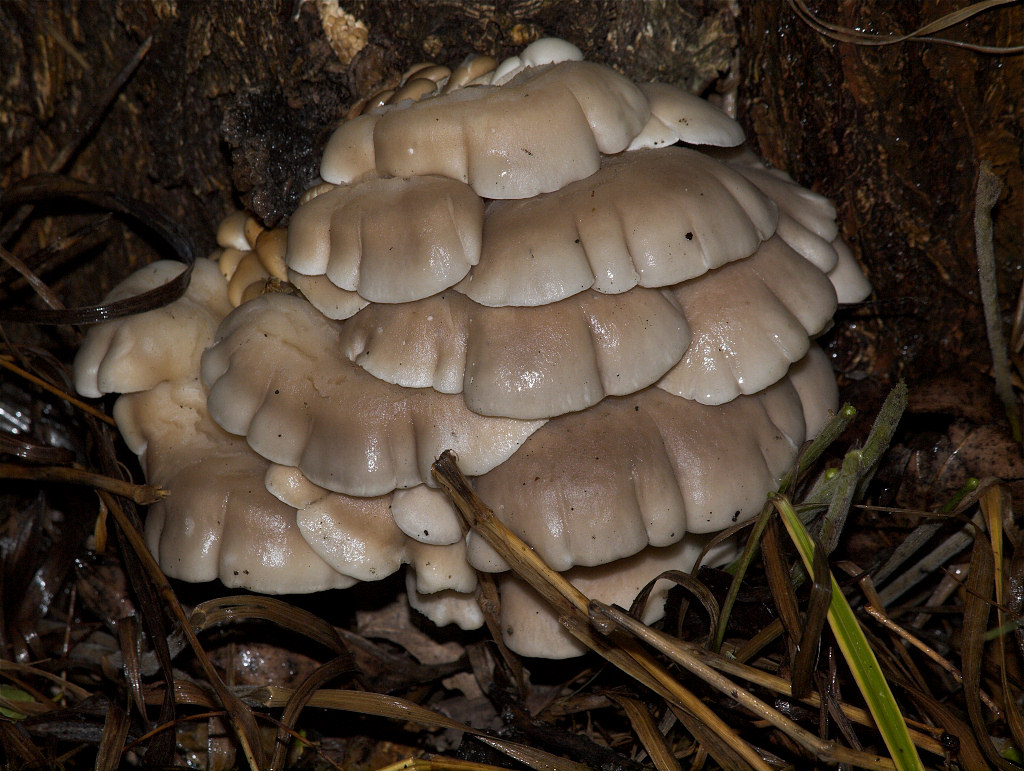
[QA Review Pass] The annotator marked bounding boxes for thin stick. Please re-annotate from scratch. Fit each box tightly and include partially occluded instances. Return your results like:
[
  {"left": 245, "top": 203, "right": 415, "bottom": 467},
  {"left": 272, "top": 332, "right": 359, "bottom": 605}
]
[{"left": 975, "top": 161, "right": 1020, "bottom": 441}]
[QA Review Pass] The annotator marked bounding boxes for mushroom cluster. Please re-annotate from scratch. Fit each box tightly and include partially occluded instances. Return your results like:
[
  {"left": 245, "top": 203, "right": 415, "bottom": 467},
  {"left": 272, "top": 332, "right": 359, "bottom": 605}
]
[{"left": 74, "top": 39, "right": 870, "bottom": 658}]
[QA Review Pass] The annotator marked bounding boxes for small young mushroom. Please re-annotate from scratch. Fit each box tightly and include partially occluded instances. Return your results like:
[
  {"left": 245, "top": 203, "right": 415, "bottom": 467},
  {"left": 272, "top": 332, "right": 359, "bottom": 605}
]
[{"left": 75, "top": 37, "right": 870, "bottom": 657}]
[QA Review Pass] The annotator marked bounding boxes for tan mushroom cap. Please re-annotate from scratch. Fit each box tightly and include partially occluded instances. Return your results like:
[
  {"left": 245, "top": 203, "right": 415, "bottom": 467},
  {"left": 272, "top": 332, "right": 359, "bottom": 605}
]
[
  {"left": 74, "top": 259, "right": 232, "bottom": 399},
  {"left": 497, "top": 534, "right": 736, "bottom": 658},
  {"left": 339, "top": 286, "right": 690, "bottom": 419},
  {"left": 657, "top": 235, "right": 837, "bottom": 405},
  {"left": 227, "top": 251, "right": 270, "bottom": 307},
  {"left": 628, "top": 82, "right": 745, "bottom": 151},
  {"left": 286, "top": 269, "right": 368, "bottom": 320},
  {"left": 444, "top": 54, "right": 498, "bottom": 93},
  {"left": 321, "top": 61, "right": 650, "bottom": 199},
  {"left": 286, "top": 175, "right": 484, "bottom": 303},
  {"left": 390, "top": 485, "right": 464, "bottom": 546},
  {"left": 405, "top": 574, "right": 484, "bottom": 631},
  {"left": 200, "top": 293, "right": 545, "bottom": 496},
  {"left": 264, "top": 464, "right": 475, "bottom": 588},
  {"left": 467, "top": 351, "right": 835, "bottom": 573},
  {"left": 116, "top": 380, "right": 355, "bottom": 593},
  {"left": 458, "top": 147, "right": 778, "bottom": 307}
]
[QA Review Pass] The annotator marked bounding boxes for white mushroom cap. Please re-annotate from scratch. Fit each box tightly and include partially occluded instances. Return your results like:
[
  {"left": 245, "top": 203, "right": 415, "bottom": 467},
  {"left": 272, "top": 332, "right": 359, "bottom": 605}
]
[
  {"left": 216, "top": 210, "right": 262, "bottom": 251},
  {"left": 405, "top": 574, "right": 485, "bottom": 631},
  {"left": 467, "top": 352, "right": 832, "bottom": 574},
  {"left": 321, "top": 61, "right": 650, "bottom": 199},
  {"left": 488, "top": 37, "right": 584, "bottom": 85},
  {"left": 628, "top": 82, "right": 746, "bottom": 150},
  {"left": 406, "top": 539, "right": 477, "bottom": 594},
  {"left": 497, "top": 534, "right": 737, "bottom": 658},
  {"left": 286, "top": 269, "right": 368, "bottom": 320},
  {"left": 390, "top": 485, "right": 464, "bottom": 545},
  {"left": 226, "top": 251, "right": 270, "bottom": 307},
  {"left": 264, "top": 464, "right": 475, "bottom": 590},
  {"left": 785, "top": 345, "right": 840, "bottom": 437},
  {"left": 116, "top": 379, "right": 355, "bottom": 593},
  {"left": 458, "top": 147, "right": 778, "bottom": 306},
  {"left": 286, "top": 175, "right": 483, "bottom": 303},
  {"left": 200, "top": 293, "right": 545, "bottom": 496},
  {"left": 657, "top": 235, "right": 838, "bottom": 405},
  {"left": 339, "top": 286, "right": 690, "bottom": 419},
  {"left": 827, "top": 237, "right": 873, "bottom": 303},
  {"left": 74, "top": 259, "right": 232, "bottom": 398}
]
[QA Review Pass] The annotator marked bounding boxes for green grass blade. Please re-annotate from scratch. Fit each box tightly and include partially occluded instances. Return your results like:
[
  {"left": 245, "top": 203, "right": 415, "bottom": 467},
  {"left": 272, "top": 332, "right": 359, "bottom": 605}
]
[{"left": 773, "top": 494, "right": 924, "bottom": 771}]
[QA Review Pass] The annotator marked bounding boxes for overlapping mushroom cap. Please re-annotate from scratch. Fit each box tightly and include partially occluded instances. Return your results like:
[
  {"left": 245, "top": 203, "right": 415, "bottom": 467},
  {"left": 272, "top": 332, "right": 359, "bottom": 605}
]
[{"left": 74, "top": 37, "right": 870, "bottom": 658}]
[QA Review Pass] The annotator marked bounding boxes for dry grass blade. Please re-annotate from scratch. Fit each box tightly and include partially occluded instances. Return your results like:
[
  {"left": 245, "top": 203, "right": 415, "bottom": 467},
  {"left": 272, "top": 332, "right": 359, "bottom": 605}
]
[
  {"left": 606, "top": 694, "right": 682, "bottom": 771},
  {"left": 98, "top": 491, "right": 266, "bottom": 770},
  {"left": 94, "top": 701, "right": 130, "bottom": 771},
  {"left": 432, "top": 451, "right": 769, "bottom": 771},
  {"left": 589, "top": 601, "right": 901, "bottom": 770},
  {"left": 268, "top": 656, "right": 353, "bottom": 771},
  {"left": 0, "top": 354, "right": 116, "bottom": 425},
  {"left": 246, "top": 686, "right": 592, "bottom": 771},
  {"left": 862, "top": 604, "right": 1003, "bottom": 717},
  {"left": 980, "top": 485, "right": 1024, "bottom": 758},
  {"left": 0, "top": 463, "right": 164, "bottom": 504},
  {"left": 630, "top": 569, "right": 719, "bottom": 649},
  {"left": 975, "top": 161, "right": 1021, "bottom": 442},
  {"left": 773, "top": 496, "right": 924, "bottom": 770},
  {"left": 190, "top": 595, "right": 352, "bottom": 660},
  {"left": 785, "top": 0, "right": 1024, "bottom": 54}
]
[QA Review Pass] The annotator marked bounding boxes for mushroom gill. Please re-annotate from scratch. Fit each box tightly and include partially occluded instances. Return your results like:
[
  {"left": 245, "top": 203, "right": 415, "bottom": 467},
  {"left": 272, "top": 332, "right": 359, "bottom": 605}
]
[{"left": 74, "top": 38, "right": 870, "bottom": 658}]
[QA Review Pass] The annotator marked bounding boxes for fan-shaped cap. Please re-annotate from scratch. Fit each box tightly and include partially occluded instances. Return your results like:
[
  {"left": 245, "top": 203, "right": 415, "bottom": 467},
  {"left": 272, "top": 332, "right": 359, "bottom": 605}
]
[
  {"left": 116, "top": 380, "right": 355, "bottom": 593},
  {"left": 200, "top": 293, "right": 545, "bottom": 496},
  {"left": 74, "top": 259, "right": 232, "bottom": 398},
  {"left": 467, "top": 351, "right": 835, "bottom": 573},
  {"left": 657, "top": 235, "right": 838, "bottom": 405},
  {"left": 321, "top": 61, "right": 650, "bottom": 199},
  {"left": 828, "top": 238, "right": 872, "bottom": 303},
  {"left": 264, "top": 464, "right": 475, "bottom": 590},
  {"left": 339, "top": 286, "right": 690, "bottom": 419},
  {"left": 286, "top": 175, "right": 484, "bottom": 303},
  {"left": 458, "top": 147, "right": 778, "bottom": 306},
  {"left": 497, "top": 534, "right": 735, "bottom": 658},
  {"left": 390, "top": 485, "right": 464, "bottom": 546},
  {"left": 287, "top": 269, "right": 368, "bottom": 320},
  {"left": 406, "top": 574, "right": 484, "bottom": 631},
  {"left": 628, "top": 82, "right": 745, "bottom": 150},
  {"left": 488, "top": 37, "right": 584, "bottom": 85}
]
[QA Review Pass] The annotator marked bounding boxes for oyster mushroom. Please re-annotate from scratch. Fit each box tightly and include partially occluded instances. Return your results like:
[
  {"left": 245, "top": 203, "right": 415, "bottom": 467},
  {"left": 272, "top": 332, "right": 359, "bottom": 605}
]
[{"left": 74, "top": 37, "right": 871, "bottom": 658}]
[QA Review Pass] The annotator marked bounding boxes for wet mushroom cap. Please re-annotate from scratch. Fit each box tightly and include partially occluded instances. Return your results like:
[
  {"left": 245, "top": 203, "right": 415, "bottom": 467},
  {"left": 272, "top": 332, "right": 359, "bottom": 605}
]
[
  {"left": 458, "top": 147, "right": 778, "bottom": 306},
  {"left": 338, "top": 286, "right": 690, "bottom": 419},
  {"left": 286, "top": 175, "right": 484, "bottom": 303},
  {"left": 321, "top": 60, "right": 650, "bottom": 199},
  {"left": 116, "top": 380, "right": 355, "bottom": 593},
  {"left": 200, "top": 292, "right": 545, "bottom": 495},
  {"left": 73, "top": 259, "right": 231, "bottom": 398},
  {"left": 467, "top": 349, "right": 832, "bottom": 574}
]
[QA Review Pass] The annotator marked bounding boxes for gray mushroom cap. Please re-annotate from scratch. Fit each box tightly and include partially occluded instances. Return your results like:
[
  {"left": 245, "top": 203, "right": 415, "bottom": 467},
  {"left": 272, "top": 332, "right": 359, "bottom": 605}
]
[
  {"left": 338, "top": 286, "right": 690, "bottom": 419},
  {"left": 466, "top": 349, "right": 833, "bottom": 574},
  {"left": 286, "top": 175, "right": 484, "bottom": 303},
  {"left": 116, "top": 379, "right": 355, "bottom": 593},
  {"left": 458, "top": 147, "right": 778, "bottom": 306},
  {"left": 321, "top": 60, "right": 650, "bottom": 199},
  {"left": 200, "top": 293, "right": 545, "bottom": 496}
]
